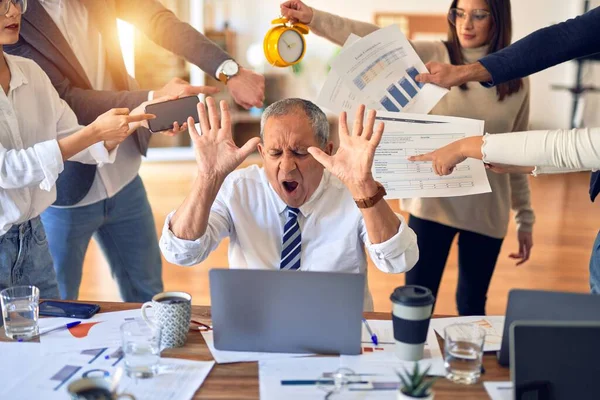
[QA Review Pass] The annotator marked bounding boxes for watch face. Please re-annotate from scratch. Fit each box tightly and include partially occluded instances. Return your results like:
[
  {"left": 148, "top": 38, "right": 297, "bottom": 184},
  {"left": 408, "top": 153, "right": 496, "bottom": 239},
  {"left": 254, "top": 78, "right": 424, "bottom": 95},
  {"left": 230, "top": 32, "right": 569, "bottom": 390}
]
[
  {"left": 278, "top": 29, "right": 304, "bottom": 64},
  {"left": 223, "top": 61, "right": 239, "bottom": 76}
]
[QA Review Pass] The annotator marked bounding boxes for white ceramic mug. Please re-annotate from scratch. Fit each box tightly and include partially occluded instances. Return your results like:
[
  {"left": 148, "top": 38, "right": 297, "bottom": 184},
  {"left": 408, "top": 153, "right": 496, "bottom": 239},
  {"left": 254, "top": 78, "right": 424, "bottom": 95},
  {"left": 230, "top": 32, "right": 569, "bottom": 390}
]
[{"left": 141, "top": 291, "right": 192, "bottom": 349}]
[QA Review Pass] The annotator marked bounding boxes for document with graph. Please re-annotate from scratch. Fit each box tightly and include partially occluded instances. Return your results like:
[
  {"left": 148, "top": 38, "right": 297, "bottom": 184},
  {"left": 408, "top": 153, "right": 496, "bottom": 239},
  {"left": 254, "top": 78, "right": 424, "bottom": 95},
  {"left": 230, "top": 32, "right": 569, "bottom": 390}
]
[
  {"left": 373, "top": 112, "right": 491, "bottom": 199},
  {"left": 326, "top": 24, "right": 448, "bottom": 114}
]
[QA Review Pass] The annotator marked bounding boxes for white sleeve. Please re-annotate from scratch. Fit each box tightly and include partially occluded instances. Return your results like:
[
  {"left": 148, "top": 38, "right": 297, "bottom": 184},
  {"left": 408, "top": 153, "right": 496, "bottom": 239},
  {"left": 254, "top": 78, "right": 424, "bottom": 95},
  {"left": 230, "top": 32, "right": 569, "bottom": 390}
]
[
  {"left": 42, "top": 69, "right": 118, "bottom": 166},
  {"left": 0, "top": 140, "right": 64, "bottom": 191},
  {"left": 482, "top": 127, "right": 600, "bottom": 171},
  {"left": 361, "top": 213, "right": 419, "bottom": 274},
  {"left": 159, "top": 192, "right": 233, "bottom": 266}
]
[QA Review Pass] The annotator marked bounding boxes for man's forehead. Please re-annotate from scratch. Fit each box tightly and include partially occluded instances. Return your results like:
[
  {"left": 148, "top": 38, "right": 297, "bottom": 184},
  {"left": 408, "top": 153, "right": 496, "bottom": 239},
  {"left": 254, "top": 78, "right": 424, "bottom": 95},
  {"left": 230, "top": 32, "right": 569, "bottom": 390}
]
[{"left": 263, "top": 112, "right": 317, "bottom": 147}]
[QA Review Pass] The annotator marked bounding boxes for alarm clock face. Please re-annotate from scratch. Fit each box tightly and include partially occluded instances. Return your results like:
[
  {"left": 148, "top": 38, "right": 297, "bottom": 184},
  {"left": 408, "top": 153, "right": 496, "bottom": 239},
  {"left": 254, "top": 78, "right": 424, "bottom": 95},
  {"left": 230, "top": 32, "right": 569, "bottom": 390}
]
[{"left": 278, "top": 29, "right": 304, "bottom": 64}]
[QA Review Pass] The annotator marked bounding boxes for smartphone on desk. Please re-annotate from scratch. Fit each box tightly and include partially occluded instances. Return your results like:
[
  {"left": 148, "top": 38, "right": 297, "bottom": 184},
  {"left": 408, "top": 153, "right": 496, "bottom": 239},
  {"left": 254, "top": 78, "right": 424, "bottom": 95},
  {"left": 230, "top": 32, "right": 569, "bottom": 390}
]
[
  {"left": 144, "top": 95, "right": 200, "bottom": 133},
  {"left": 39, "top": 300, "right": 100, "bottom": 319}
]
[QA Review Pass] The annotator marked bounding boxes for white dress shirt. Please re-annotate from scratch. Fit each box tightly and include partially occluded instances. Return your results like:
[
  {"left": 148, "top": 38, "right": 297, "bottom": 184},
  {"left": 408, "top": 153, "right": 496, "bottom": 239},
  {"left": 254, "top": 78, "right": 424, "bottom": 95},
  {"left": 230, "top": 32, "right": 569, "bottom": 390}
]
[
  {"left": 160, "top": 166, "right": 419, "bottom": 311},
  {"left": 0, "top": 54, "right": 116, "bottom": 236},
  {"left": 40, "top": 0, "right": 142, "bottom": 208}
]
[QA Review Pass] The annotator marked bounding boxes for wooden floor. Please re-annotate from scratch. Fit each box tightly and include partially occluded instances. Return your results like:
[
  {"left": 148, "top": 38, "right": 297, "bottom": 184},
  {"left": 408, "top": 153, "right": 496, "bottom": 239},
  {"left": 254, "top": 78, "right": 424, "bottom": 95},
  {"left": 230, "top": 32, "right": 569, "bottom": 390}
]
[{"left": 78, "top": 161, "right": 599, "bottom": 315}]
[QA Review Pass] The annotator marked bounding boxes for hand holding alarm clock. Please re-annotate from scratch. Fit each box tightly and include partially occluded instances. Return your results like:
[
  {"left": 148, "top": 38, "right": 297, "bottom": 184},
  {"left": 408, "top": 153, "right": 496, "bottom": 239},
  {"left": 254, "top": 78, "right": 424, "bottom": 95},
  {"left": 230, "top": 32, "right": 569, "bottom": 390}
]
[{"left": 264, "top": 16, "right": 309, "bottom": 67}]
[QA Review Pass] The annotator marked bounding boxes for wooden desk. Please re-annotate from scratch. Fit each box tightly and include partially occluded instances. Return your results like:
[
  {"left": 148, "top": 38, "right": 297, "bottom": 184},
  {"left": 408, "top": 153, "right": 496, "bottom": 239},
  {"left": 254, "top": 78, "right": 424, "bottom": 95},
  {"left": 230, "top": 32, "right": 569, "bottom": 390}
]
[{"left": 1, "top": 302, "right": 509, "bottom": 399}]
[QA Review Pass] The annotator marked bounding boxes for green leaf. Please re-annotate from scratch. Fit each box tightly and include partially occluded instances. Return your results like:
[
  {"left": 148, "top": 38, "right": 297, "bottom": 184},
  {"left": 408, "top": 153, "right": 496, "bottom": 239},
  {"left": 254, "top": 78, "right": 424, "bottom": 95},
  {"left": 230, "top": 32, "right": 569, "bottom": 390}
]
[
  {"left": 414, "top": 378, "right": 437, "bottom": 397},
  {"left": 396, "top": 369, "right": 412, "bottom": 391}
]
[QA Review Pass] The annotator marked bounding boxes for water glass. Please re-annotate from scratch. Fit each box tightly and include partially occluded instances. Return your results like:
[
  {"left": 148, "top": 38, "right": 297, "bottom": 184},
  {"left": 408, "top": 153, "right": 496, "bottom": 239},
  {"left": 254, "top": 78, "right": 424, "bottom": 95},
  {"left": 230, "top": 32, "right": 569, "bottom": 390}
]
[
  {"left": 444, "top": 323, "right": 485, "bottom": 384},
  {"left": 0, "top": 285, "right": 40, "bottom": 340},
  {"left": 120, "top": 320, "right": 161, "bottom": 379}
]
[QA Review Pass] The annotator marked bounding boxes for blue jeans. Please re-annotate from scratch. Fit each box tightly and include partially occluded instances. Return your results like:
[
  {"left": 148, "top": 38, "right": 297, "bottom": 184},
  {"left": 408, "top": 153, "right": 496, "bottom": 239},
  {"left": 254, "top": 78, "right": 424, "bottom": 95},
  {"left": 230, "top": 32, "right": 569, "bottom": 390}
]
[
  {"left": 590, "top": 231, "right": 600, "bottom": 294},
  {"left": 41, "top": 175, "right": 163, "bottom": 302},
  {"left": 0, "top": 217, "right": 60, "bottom": 299}
]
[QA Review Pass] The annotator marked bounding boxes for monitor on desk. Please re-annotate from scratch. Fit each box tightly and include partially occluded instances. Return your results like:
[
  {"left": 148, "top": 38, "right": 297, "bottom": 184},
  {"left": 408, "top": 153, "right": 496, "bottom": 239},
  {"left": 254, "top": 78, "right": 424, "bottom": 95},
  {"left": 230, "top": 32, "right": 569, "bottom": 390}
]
[
  {"left": 510, "top": 321, "right": 600, "bottom": 400},
  {"left": 209, "top": 269, "right": 365, "bottom": 355},
  {"left": 499, "top": 289, "right": 600, "bottom": 366}
]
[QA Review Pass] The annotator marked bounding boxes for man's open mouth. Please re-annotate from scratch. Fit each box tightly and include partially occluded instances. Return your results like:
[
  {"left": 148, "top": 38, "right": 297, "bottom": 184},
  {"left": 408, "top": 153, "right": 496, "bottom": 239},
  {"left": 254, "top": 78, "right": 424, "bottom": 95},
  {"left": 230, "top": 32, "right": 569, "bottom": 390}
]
[{"left": 282, "top": 180, "right": 299, "bottom": 193}]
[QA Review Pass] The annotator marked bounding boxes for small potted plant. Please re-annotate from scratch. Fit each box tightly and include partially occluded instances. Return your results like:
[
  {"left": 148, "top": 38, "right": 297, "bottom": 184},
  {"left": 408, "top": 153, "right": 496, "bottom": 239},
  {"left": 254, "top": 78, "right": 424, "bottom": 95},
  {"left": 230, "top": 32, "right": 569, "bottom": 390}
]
[{"left": 396, "top": 364, "right": 437, "bottom": 400}]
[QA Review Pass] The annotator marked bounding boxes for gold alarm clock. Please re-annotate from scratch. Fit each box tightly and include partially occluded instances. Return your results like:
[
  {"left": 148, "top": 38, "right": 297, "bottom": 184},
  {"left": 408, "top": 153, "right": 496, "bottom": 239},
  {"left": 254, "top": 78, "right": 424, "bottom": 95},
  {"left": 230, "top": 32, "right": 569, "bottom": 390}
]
[{"left": 264, "top": 17, "right": 309, "bottom": 67}]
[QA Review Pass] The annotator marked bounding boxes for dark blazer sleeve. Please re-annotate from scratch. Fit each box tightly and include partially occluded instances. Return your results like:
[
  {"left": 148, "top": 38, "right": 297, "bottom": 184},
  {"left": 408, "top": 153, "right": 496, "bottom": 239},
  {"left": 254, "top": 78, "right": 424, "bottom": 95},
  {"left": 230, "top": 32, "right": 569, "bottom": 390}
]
[
  {"left": 479, "top": 6, "right": 600, "bottom": 86},
  {"left": 5, "top": 41, "right": 149, "bottom": 125},
  {"left": 115, "top": 0, "right": 231, "bottom": 78}
]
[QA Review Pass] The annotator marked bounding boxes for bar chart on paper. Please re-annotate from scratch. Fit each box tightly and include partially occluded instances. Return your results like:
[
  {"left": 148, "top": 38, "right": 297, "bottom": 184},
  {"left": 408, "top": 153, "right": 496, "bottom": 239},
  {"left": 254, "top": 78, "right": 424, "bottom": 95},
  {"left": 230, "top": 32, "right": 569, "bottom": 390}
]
[{"left": 320, "top": 25, "right": 449, "bottom": 115}]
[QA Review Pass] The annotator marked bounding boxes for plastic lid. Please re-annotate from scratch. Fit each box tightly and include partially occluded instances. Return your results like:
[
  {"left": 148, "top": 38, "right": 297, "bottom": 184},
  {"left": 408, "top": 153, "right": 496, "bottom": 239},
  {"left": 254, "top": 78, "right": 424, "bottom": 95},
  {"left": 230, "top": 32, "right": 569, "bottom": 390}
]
[{"left": 390, "top": 285, "right": 435, "bottom": 306}]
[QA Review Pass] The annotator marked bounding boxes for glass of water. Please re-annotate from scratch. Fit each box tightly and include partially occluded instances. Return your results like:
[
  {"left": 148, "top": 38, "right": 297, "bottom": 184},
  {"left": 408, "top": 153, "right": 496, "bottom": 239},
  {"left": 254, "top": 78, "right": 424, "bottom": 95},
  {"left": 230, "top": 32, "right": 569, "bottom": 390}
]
[
  {"left": 120, "top": 320, "right": 162, "bottom": 379},
  {"left": 444, "top": 323, "right": 485, "bottom": 384},
  {"left": 1, "top": 285, "right": 40, "bottom": 340}
]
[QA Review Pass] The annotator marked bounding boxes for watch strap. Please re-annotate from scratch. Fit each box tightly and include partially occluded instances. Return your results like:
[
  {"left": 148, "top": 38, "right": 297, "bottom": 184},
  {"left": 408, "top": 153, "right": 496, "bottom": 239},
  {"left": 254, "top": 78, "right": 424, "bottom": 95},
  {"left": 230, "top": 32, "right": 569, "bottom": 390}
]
[{"left": 354, "top": 182, "right": 387, "bottom": 209}]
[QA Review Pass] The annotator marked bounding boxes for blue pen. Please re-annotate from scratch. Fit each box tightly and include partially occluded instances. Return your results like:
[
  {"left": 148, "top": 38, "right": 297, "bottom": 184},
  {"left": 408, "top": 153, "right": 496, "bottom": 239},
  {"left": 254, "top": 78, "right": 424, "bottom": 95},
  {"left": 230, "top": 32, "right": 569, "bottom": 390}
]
[
  {"left": 362, "top": 319, "right": 378, "bottom": 346},
  {"left": 38, "top": 321, "right": 81, "bottom": 336}
]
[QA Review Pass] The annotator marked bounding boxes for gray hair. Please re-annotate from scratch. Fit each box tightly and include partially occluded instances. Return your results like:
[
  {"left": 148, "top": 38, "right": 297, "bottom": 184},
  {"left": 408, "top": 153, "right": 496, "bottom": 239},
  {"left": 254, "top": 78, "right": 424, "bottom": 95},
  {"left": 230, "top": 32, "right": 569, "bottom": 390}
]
[{"left": 259, "top": 98, "right": 329, "bottom": 148}]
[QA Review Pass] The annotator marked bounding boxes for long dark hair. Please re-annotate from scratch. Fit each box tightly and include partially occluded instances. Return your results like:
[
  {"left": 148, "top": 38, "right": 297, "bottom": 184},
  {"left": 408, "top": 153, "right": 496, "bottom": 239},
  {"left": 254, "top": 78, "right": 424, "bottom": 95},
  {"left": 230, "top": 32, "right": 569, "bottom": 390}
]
[{"left": 444, "top": 0, "right": 523, "bottom": 101}]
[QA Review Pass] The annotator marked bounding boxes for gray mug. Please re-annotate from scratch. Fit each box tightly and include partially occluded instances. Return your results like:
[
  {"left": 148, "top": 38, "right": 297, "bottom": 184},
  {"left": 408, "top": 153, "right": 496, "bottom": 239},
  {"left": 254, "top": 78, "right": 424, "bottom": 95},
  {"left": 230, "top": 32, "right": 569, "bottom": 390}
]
[
  {"left": 141, "top": 291, "right": 192, "bottom": 348},
  {"left": 67, "top": 377, "right": 135, "bottom": 400}
]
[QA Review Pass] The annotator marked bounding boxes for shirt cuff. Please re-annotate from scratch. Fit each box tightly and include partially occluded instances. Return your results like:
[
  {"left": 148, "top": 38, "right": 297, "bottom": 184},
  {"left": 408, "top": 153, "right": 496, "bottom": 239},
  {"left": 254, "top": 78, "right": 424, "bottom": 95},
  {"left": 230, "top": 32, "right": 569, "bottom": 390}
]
[
  {"left": 365, "top": 213, "right": 415, "bottom": 261},
  {"left": 88, "top": 142, "right": 119, "bottom": 167},
  {"left": 159, "top": 211, "right": 210, "bottom": 266},
  {"left": 214, "top": 59, "right": 233, "bottom": 79},
  {"left": 34, "top": 139, "right": 64, "bottom": 192}
]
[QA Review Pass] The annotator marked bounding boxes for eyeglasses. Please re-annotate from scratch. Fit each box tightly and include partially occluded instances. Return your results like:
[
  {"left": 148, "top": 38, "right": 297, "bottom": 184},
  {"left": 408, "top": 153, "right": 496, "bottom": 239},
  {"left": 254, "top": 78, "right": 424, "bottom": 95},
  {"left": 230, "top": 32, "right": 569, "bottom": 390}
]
[
  {"left": 1, "top": 0, "right": 26, "bottom": 16},
  {"left": 447, "top": 8, "right": 491, "bottom": 25}
]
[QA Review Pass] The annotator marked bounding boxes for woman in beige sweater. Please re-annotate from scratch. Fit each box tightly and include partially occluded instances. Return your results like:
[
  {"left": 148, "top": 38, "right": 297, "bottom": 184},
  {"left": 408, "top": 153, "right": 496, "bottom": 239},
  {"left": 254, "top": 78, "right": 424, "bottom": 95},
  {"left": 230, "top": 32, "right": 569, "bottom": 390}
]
[{"left": 282, "top": 0, "right": 535, "bottom": 315}]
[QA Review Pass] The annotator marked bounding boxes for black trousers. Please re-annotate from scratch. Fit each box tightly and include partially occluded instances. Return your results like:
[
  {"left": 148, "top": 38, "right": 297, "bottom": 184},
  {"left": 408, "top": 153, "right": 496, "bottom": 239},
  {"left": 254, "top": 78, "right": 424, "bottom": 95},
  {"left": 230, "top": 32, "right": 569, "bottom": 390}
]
[{"left": 405, "top": 215, "right": 504, "bottom": 316}]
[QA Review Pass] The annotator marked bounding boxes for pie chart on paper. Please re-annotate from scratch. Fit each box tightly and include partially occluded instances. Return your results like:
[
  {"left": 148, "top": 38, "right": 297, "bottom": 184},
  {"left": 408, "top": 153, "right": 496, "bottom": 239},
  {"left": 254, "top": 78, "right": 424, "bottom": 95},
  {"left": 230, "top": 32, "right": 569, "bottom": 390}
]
[{"left": 68, "top": 321, "right": 103, "bottom": 338}]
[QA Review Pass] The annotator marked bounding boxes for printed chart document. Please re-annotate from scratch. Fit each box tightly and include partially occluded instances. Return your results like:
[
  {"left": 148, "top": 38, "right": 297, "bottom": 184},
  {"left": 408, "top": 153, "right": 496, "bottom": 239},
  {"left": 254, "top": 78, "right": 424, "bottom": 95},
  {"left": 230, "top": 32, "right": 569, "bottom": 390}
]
[
  {"left": 2, "top": 346, "right": 214, "bottom": 400},
  {"left": 484, "top": 381, "right": 513, "bottom": 400},
  {"left": 260, "top": 357, "right": 399, "bottom": 400},
  {"left": 351, "top": 320, "right": 445, "bottom": 377},
  {"left": 259, "top": 324, "right": 444, "bottom": 399},
  {"left": 38, "top": 309, "right": 146, "bottom": 354},
  {"left": 319, "top": 25, "right": 448, "bottom": 115},
  {"left": 373, "top": 111, "right": 491, "bottom": 198},
  {"left": 201, "top": 330, "right": 312, "bottom": 364},
  {"left": 0, "top": 343, "right": 44, "bottom": 397},
  {"left": 317, "top": 34, "right": 382, "bottom": 114},
  {"left": 429, "top": 316, "right": 505, "bottom": 352}
]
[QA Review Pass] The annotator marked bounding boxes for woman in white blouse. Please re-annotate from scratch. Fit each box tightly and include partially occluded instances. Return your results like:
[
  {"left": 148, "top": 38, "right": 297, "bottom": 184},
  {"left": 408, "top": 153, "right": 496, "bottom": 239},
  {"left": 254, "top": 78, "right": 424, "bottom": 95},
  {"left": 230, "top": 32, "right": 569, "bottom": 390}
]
[{"left": 0, "top": 0, "right": 154, "bottom": 298}]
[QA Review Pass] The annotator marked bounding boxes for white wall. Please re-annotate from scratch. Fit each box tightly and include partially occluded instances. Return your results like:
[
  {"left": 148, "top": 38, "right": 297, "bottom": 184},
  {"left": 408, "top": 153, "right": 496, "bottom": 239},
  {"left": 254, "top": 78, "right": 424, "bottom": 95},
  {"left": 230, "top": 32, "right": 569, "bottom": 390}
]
[{"left": 222, "top": 0, "right": 589, "bottom": 129}]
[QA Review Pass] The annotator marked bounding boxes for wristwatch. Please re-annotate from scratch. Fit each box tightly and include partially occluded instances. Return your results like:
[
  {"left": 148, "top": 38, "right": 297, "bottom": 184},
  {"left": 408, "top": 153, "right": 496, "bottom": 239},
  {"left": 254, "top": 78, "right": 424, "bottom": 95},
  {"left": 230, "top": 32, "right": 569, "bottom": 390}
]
[
  {"left": 354, "top": 182, "right": 387, "bottom": 209},
  {"left": 217, "top": 60, "right": 240, "bottom": 84}
]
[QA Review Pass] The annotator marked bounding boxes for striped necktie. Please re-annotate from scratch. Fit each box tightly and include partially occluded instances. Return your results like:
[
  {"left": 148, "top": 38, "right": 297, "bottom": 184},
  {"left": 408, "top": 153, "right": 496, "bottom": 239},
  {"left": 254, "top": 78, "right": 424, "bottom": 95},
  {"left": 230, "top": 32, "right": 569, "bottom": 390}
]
[{"left": 280, "top": 207, "right": 301, "bottom": 270}]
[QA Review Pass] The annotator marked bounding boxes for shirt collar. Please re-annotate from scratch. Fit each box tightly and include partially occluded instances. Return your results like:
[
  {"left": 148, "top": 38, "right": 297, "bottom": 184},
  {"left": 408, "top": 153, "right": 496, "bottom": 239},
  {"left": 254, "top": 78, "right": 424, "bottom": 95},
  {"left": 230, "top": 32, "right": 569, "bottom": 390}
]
[
  {"left": 3, "top": 53, "right": 29, "bottom": 92},
  {"left": 264, "top": 169, "right": 331, "bottom": 217}
]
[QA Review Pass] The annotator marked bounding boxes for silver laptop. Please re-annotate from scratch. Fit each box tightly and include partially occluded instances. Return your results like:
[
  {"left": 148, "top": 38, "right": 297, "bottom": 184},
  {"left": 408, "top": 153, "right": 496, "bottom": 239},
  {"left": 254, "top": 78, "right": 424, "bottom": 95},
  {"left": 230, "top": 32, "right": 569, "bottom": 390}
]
[
  {"left": 209, "top": 269, "right": 365, "bottom": 355},
  {"left": 498, "top": 289, "right": 600, "bottom": 366},
  {"left": 510, "top": 321, "right": 600, "bottom": 400}
]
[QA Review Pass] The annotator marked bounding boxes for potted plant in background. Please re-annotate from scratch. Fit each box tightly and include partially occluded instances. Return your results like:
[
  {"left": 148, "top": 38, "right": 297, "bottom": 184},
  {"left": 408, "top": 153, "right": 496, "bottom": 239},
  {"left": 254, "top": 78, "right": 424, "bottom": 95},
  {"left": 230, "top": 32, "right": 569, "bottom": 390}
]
[{"left": 396, "top": 364, "right": 437, "bottom": 400}]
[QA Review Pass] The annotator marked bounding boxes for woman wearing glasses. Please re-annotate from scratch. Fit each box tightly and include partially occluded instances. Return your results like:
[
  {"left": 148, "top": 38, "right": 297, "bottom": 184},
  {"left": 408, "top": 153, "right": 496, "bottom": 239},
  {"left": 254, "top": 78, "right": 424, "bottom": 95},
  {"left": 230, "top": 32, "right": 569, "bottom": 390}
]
[
  {"left": 0, "top": 0, "right": 154, "bottom": 298},
  {"left": 281, "top": 0, "right": 534, "bottom": 315}
]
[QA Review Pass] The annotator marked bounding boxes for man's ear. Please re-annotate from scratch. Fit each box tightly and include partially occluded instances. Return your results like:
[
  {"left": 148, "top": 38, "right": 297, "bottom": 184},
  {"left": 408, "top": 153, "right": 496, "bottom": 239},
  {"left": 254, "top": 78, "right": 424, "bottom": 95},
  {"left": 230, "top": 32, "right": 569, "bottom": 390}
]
[
  {"left": 257, "top": 143, "right": 266, "bottom": 160},
  {"left": 324, "top": 142, "right": 334, "bottom": 156}
]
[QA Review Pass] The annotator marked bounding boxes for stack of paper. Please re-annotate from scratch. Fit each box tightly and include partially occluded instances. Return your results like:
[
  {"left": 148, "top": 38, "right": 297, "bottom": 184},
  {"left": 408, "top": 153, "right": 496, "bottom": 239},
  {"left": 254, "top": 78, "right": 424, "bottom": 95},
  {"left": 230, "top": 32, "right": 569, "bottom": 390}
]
[
  {"left": 317, "top": 25, "right": 448, "bottom": 116},
  {"left": 1, "top": 310, "right": 213, "bottom": 399},
  {"left": 201, "top": 330, "right": 313, "bottom": 364},
  {"left": 317, "top": 25, "right": 491, "bottom": 199},
  {"left": 259, "top": 323, "right": 445, "bottom": 400}
]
